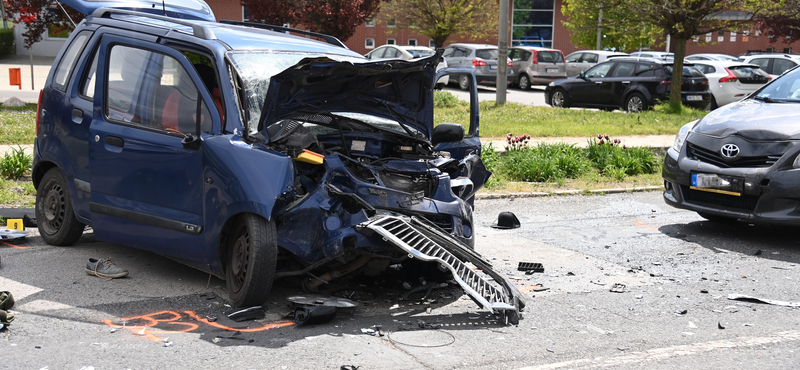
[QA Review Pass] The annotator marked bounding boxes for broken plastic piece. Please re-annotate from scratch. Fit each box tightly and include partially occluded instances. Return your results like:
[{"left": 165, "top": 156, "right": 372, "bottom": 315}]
[
  {"left": 226, "top": 306, "right": 265, "bottom": 322},
  {"left": 517, "top": 262, "right": 544, "bottom": 273},
  {"left": 217, "top": 331, "right": 244, "bottom": 339},
  {"left": 287, "top": 295, "right": 358, "bottom": 308},
  {"left": 609, "top": 283, "right": 626, "bottom": 293},
  {"left": 727, "top": 293, "right": 800, "bottom": 308},
  {"left": 294, "top": 306, "right": 337, "bottom": 326},
  {"left": 0, "top": 229, "right": 29, "bottom": 241}
]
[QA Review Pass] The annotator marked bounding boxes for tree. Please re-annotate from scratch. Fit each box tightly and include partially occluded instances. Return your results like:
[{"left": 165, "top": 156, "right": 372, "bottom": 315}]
[
  {"left": 242, "top": 0, "right": 380, "bottom": 42},
  {"left": 379, "top": 0, "right": 499, "bottom": 48},
  {"left": 561, "top": 0, "right": 659, "bottom": 51},
  {"left": 562, "top": 0, "right": 778, "bottom": 108},
  {"left": 756, "top": 0, "right": 800, "bottom": 44}
]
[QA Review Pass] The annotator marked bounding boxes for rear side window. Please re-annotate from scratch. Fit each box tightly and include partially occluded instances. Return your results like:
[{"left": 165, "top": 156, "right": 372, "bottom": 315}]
[
  {"left": 537, "top": 51, "right": 563, "bottom": 63},
  {"left": 475, "top": 49, "right": 498, "bottom": 60},
  {"left": 635, "top": 63, "right": 656, "bottom": 76},
  {"left": 565, "top": 53, "right": 582, "bottom": 63},
  {"left": 774, "top": 59, "right": 797, "bottom": 75},
  {"left": 582, "top": 53, "right": 598, "bottom": 63},
  {"left": 611, "top": 62, "right": 636, "bottom": 77},
  {"left": 452, "top": 48, "right": 468, "bottom": 57},
  {"left": 53, "top": 31, "right": 91, "bottom": 91},
  {"left": 749, "top": 58, "right": 770, "bottom": 70}
]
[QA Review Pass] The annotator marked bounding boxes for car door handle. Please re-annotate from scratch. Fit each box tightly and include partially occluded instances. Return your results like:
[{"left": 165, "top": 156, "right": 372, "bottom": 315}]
[
  {"left": 595, "top": 81, "right": 603, "bottom": 84},
  {"left": 72, "top": 108, "right": 83, "bottom": 119},
  {"left": 104, "top": 136, "right": 124, "bottom": 147},
  {"left": 622, "top": 81, "right": 631, "bottom": 84}
]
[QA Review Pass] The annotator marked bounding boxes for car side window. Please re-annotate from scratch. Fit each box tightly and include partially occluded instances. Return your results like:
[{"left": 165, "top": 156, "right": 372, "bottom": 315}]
[
  {"left": 635, "top": 63, "right": 656, "bottom": 77},
  {"left": 385, "top": 48, "right": 400, "bottom": 58},
  {"left": 442, "top": 47, "right": 454, "bottom": 57},
  {"left": 105, "top": 45, "right": 210, "bottom": 134},
  {"left": 565, "top": 53, "right": 582, "bottom": 63},
  {"left": 582, "top": 53, "right": 598, "bottom": 63},
  {"left": 453, "top": 48, "right": 467, "bottom": 57},
  {"left": 611, "top": 62, "right": 636, "bottom": 77},
  {"left": 750, "top": 58, "right": 770, "bottom": 70},
  {"left": 774, "top": 59, "right": 796, "bottom": 75},
  {"left": 585, "top": 62, "right": 613, "bottom": 78},
  {"left": 79, "top": 47, "right": 99, "bottom": 100},
  {"left": 53, "top": 31, "right": 91, "bottom": 92},
  {"left": 521, "top": 51, "right": 532, "bottom": 62}
]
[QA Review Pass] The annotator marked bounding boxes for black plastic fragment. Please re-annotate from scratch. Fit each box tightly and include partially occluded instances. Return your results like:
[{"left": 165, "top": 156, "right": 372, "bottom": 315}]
[
  {"left": 517, "top": 262, "right": 544, "bottom": 273},
  {"left": 216, "top": 330, "right": 244, "bottom": 339},
  {"left": 226, "top": 306, "right": 265, "bottom": 322},
  {"left": 294, "top": 306, "right": 337, "bottom": 326}
]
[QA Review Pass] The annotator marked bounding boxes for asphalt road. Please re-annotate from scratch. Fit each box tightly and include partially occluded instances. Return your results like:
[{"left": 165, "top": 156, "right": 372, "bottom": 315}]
[
  {"left": 2, "top": 191, "right": 799, "bottom": 369},
  {"left": 441, "top": 84, "right": 548, "bottom": 107}
]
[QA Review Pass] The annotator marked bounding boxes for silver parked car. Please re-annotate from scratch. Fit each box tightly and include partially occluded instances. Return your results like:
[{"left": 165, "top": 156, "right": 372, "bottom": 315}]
[
  {"left": 365, "top": 44, "right": 449, "bottom": 86},
  {"left": 564, "top": 50, "right": 629, "bottom": 77},
  {"left": 443, "top": 43, "right": 512, "bottom": 90},
  {"left": 507, "top": 46, "right": 566, "bottom": 89}
]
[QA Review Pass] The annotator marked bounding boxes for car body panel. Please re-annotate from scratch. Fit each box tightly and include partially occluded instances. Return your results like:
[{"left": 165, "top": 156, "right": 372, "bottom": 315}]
[
  {"left": 691, "top": 61, "right": 771, "bottom": 107},
  {"left": 60, "top": 0, "right": 216, "bottom": 21},
  {"left": 685, "top": 53, "right": 738, "bottom": 62},
  {"left": 442, "top": 43, "right": 512, "bottom": 87},
  {"left": 364, "top": 45, "right": 448, "bottom": 85},
  {"left": 564, "top": 50, "right": 629, "bottom": 77},
  {"left": 662, "top": 65, "right": 800, "bottom": 225}
]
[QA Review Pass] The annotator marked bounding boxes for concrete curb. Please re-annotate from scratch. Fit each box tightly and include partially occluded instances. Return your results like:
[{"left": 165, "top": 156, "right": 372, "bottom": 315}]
[{"left": 475, "top": 185, "right": 663, "bottom": 200}]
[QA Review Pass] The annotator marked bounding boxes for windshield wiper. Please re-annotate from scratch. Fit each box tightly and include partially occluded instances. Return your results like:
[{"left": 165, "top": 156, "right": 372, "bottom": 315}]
[{"left": 753, "top": 95, "right": 783, "bottom": 103}]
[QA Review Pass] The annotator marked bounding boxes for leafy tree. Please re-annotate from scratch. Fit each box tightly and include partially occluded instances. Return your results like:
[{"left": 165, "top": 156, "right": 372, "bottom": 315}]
[
  {"left": 756, "top": 0, "right": 800, "bottom": 44},
  {"left": 379, "top": 0, "right": 499, "bottom": 48},
  {"left": 243, "top": 0, "right": 380, "bottom": 42},
  {"left": 561, "top": 0, "right": 658, "bottom": 51}
]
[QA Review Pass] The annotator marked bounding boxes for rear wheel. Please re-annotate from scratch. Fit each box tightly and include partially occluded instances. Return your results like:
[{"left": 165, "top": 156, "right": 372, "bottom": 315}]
[
  {"left": 226, "top": 214, "right": 277, "bottom": 307},
  {"left": 624, "top": 92, "right": 647, "bottom": 112},
  {"left": 36, "top": 168, "right": 85, "bottom": 246},
  {"left": 707, "top": 95, "right": 719, "bottom": 111},
  {"left": 518, "top": 75, "right": 531, "bottom": 90},
  {"left": 458, "top": 75, "right": 471, "bottom": 90},
  {"left": 550, "top": 88, "right": 569, "bottom": 108}
]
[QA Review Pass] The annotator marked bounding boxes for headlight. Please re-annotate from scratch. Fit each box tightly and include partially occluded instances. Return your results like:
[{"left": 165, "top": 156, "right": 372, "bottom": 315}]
[{"left": 671, "top": 120, "right": 697, "bottom": 153}]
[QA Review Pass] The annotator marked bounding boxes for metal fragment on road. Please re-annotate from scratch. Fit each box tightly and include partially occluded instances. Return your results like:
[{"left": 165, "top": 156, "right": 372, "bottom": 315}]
[
  {"left": 727, "top": 294, "right": 800, "bottom": 308},
  {"left": 609, "top": 283, "right": 626, "bottom": 293}
]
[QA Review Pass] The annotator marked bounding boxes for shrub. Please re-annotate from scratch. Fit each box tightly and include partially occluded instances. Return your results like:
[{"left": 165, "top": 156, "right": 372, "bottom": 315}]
[
  {"left": 0, "top": 28, "right": 13, "bottom": 59},
  {"left": 434, "top": 90, "right": 466, "bottom": 108},
  {"left": 496, "top": 141, "right": 589, "bottom": 183},
  {"left": 0, "top": 145, "right": 33, "bottom": 179},
  {"left": 586, "top": 135, "right": 659, "bottom": 176}
]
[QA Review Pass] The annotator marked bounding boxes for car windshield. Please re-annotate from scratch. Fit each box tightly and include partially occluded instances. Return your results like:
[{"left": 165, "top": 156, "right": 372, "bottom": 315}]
[
  {"left": 227, "top": 51, "right": 365, "bottom": 136},
  {"left": 406, "top": 49, "right": 435, "bottom": 58},
  {"left": 538, "top": 51, "right": 563, "bottom": 63},
  {"left": 754, "top": 67, "right": 800, "bottom": 102}
]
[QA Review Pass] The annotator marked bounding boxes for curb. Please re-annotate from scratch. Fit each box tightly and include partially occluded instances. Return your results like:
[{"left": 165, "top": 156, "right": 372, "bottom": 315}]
[{"left": 475, "top": 185, "right": 663, "bottom": 200}]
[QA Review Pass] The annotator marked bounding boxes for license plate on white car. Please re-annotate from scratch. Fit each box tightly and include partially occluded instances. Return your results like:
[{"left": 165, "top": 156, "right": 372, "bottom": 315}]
[
  {"left": 686, "top": 95, "right": 703, "bottom": 101},
  {"left": 690, "top": 173, "right": 743, "bottom": 196}
]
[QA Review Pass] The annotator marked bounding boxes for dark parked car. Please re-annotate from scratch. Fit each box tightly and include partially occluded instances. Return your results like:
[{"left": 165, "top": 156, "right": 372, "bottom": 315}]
[
  {"left": 663, "top": 64, "right": 800, "bottom": 224},
  {"left": 34, "top": 0, "right": 523, "bottom": 323},
  {"left": 544, "top": 58, "right": 711, "bottom": 112}
]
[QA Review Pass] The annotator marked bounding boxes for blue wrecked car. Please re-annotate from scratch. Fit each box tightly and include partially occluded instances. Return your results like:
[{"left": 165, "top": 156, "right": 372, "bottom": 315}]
[{"left": 33, "top": 0, "right": 524, "bottom": 323}]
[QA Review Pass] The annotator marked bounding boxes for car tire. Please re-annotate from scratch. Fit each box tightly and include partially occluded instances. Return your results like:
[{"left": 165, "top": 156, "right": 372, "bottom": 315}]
[
  {"left": 550, "top": 88, "right": 569, "bottom": 108},
  {"left": 518, "top": 75, "right": 531, "bottom": 90},
  {"left": 624, "top": 92, "right": 647, "bottom": 113},
  {"left": 225, "top": 213, "right": 277, "bottom": 307},
  {"left": 697, "top": 212, "right": 737, "bottom": 223},
  {"left": 707, "top": 95, "right": 719, "bottom": 111},
  {"left": 458, "top": 75, "right": 471, "bottom": 90},
  {"left": 35, "top": 168, "right": 85, "bottom": 246}
]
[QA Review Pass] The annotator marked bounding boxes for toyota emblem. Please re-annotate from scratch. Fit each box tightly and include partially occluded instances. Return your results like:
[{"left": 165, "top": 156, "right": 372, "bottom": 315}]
[{"left": 721, "top": 143, "right": 740, "bottom": 158}]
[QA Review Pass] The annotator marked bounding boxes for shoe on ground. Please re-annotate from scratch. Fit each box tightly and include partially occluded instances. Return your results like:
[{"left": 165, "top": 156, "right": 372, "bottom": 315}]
[
  {"left": 85, "top": 258, "right": 128, "bottom": 279},
  {"left": 0, "top": 291, "right": 13, "bottom": 310},
  {"left": 0, "top": 309, "right": 14, "bottom": 325}
]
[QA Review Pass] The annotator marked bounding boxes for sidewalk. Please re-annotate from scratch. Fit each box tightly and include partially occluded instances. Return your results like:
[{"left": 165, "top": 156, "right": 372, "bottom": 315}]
[{"left": 0, "top": 55, "right": 55, "bottom": 103}]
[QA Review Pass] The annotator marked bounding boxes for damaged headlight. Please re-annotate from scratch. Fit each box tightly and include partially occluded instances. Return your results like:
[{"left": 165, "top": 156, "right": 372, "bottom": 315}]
[{"left": 670, "top": 120, "right": 698, "bottom": 155}]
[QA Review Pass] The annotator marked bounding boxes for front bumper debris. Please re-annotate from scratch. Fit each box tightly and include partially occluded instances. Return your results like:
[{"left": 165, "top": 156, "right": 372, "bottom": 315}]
[{"left": 358, "top": 215, "right": 525, "bottom": 325}]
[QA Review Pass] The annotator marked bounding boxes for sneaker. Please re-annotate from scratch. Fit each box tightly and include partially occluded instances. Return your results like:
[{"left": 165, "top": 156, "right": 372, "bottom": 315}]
[{"left": 85, "top": 258, "right": 128, "bottom": 279}]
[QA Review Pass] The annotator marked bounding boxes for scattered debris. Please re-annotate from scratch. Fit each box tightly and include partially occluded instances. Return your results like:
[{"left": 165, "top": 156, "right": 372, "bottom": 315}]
[
  {"left": 216, "top": 331, "right": 244, "bottom": 340},
  {"left": 294, "top": 306, "right": 337, "bottom": 326},
  {"left": 609, "top": 283, "right": 626, "bottom": 293},
  {"left": 361, "top": 326, "right": 383, "bottom": 337},
  {"left": 676, "top": 310, "right": 688, "bottom": 315},
  {"left": 718, "top": 322, "right": 726, "bottom": 329},
  {"left": 546, "top": 348, "right": 555, "bottom": 353},
  {"left": 687, "top": 322, "right": 697, "bottom": 329},
  {"left": 754, "top": 249, "right": 762, "bottom": 256},
  {"left": 340, "top": 366, "right": 360, "bottom": 370},
  {"left": 162, "top": 338, "right": 173, "bottom": 347},
  {"left": 700, "top": 289, "right": 709, "bottom": 294},
  {"left": 517, "top": 262, "right": 544, "bottom": 273},
  {"left": 287, "top": 295, "right": 359, "bottom": 308},
  {"left": 566, "top": 272, "right": 575, "bottom": 276},
  {"left": 205, "top": 315, "right": 218, "bottom": 322},
  {"left": 727, "top": 294, "right": 800, "bottom": 308},
  {"left": 635, "top": 295, "right": 644, "bottom": 299},
  {"left": 226, "top": 306, "right": 265, "bottom": 322},
  {"left": 617, "top": 347, "right": 630, "bottom": 351},
  {"left": 532, "top": 286, "right": 550, "bottom": 292},
  {"left": 491, "top": 212, "right": 520, "bottom": 229},
  {"left": 0, "top": 229, "right": 29, "bottom": 241}
]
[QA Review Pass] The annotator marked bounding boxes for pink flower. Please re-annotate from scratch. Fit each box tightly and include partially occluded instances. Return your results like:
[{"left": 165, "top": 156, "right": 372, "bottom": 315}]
[{"left": 598, "top": 139, "right": 605, "bottom": 145}]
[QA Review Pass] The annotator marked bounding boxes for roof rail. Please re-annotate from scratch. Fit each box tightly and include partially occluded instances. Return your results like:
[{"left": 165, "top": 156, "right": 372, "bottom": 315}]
[
  {"left": 218, "top": 20, "right": 347, "bottom": 49},
  {"left": 91, "top": 8, "right": 215, "bottom": 40}
]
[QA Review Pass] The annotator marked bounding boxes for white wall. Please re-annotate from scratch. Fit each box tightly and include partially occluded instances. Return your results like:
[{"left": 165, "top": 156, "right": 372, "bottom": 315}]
[{"left": 13, "top": 22, "right": 67, "bottom": 57}]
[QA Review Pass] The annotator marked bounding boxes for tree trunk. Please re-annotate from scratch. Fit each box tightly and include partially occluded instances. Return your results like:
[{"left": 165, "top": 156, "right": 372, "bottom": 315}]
[{"left": 669, "top": 37, "right": 687, "bottom": 109}]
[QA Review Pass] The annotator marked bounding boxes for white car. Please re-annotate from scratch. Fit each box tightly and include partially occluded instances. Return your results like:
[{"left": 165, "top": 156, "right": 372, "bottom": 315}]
[
  {"left": 738, "top": 54, "right": 800, "bottom": 78},
  {"left": 685, "top": 53, "right": 738, "bottom": 62},
  {"left": 564, "top": 50, "right": 629, "bottom": 77},
  {"left": 629, "top": 51, "right": 674, "bottom": 60},
  {"left": 690, "top": 60, "right": 772, "bottom": 109},
  {"left": 365, "top": 45, "right": 449, "bottom": 86}
]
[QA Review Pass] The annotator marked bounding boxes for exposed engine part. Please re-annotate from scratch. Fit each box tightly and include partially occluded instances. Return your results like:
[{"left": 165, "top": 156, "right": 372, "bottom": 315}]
[{"left": 304, "top": 255, "right": 372, "bottom": 290}]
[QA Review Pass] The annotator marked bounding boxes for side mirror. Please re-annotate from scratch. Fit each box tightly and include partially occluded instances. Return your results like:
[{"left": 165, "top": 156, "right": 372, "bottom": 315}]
[
  {"left": 579, "top": 71, "right": 587, "bottom": 79},
  {"left": 432, "top": 123, "right": 465, "bottom": 146},
  {"left": 181, "top": 133, "right": 201, "bottom": 150}
]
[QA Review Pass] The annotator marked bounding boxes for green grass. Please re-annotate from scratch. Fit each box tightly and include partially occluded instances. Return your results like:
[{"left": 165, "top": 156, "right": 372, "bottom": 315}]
[
  {"left": 0, "top": 106, "right": 36, "bottom": 145},
  {"left": 0, "top": 176, "right": 35, "bottom": 208},
  {"left": 433, "top": 91, "right": 707, "bottom": 138}
]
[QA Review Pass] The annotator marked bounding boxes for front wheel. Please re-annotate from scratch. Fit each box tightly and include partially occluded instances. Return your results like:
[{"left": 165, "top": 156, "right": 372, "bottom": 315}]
[
  {"left": 550, "top": 88, "right": 569, "bottom": 108},
  {"left": 518, "top": 75, "right": 531, "bottom": 90},
  {"left": 35, "top": 168, "right": 85, "bottom": 246},
  {"left": 226, "top": 214, "right": 277, "bottom": 307},
  {"left": 458, "top": 75, "right": 471, "bottom": 90},
  {"left": 624, "top": 92, "right": 647, "bottom": 112}
]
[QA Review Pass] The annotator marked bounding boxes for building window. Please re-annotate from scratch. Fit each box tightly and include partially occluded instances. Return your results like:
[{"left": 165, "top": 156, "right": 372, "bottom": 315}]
[
  {"left": 785, "top": 48, "right": 793, "bottom": 53},
  {"left": 730, "top": 31, "right": 736, "bottom": 42},
  {"left": 243, "top": 6, "right": 249, "bottom": 21},
  {"left": 365, "top": 38, "right": 375, "bottom": 49},
  {"left": 408, "top": 39, "right": 417, "bottom": 46},
  {"left": 365, "top": 17, "right": 375, "bottom": 27},
  {"left": 387, "top": 38, "right": 396, "bottom": 45},
  {"left": 387, "top": 18, "right": 396, "bottom": 27},
  {"left": 766, "top": 47, "right": 774, "bottom": 52},
  {"left": 429, "top": 39, "right": 436, "bottom": 48},
  {"left": 511, "top": 0, "right": 555, "bottom": 48},
  {"left": 717, "top": 30, "right": 724, "bottom": 42}
]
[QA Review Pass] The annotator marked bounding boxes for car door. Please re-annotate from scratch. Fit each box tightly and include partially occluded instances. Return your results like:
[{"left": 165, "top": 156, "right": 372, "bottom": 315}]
[
  {"left": 87, "top": 35, "right": 218, "bottom": 257},
  {"left": 569, "top": 61, "right": 614, "bottom": 106},
  {"left": 605, "top": 61, "right": 638, "bottom": 105}
]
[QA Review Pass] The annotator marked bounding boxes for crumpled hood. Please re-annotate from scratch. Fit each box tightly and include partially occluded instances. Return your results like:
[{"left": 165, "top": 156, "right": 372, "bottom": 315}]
[
  {"left": 693, "top": 98, "right": 800, "bottom": 140},
  {"left": 259, "top": 53, "right": 440, "bottom": 141}
]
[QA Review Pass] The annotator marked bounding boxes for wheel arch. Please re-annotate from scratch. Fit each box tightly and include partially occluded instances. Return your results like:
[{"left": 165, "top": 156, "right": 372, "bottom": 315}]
[
  {"left": 622, "top": 88, "right": 653, "bottom": 107},
  {"left": 32, "top": 160, "right": 57, "bottom": 189}
]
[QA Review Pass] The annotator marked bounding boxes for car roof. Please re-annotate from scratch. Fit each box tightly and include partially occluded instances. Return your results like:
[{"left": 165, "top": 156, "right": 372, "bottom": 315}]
[
  {"left": 603, "top": 57, "right": 677, "bottom": 65},
  {"left": 568, "top": 50, "right": 628, "bottom": 56},
  {"left": 61, "top": 0, "right": 215, "bottom": 21},
  {"left": 511, "top": 46, "right": 562, "bottom": 52},
  {"left": 446, "top": 43, "right": 497, "bottom": 49},
  {"left": 690, "top": 60, "right": 760, "bottom": 68}
]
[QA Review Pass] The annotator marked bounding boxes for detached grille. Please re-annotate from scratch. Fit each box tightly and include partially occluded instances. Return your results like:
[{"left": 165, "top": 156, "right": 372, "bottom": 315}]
[
  {"left": 687, "top": 143, "right": 782, "bottom": 168},
  {"left": 419, "top": 214, "right": 454, "bottom": 233},
  {"left": 681, "top": 185, "right": 759, "bottom": 212}
]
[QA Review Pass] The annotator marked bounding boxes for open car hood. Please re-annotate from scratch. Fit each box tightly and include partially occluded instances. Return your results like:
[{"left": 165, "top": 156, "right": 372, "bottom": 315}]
[
  {"left": 60, "top": 0, "right": 215, "bottom": 21},
  {"left": 259, "top": 54, "right": 440, "bottom": 141},
  {"left": 693, "top": 99, "right": 800, "bottom": 140}
]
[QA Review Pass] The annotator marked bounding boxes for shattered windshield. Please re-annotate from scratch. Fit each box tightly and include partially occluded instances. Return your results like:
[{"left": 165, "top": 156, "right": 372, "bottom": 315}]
[
  {"left": 754, "top": 66, "right": 800, "bottom": 102},
  {"left": 227, "top": 51, "right": 365, "bottom": 136}
]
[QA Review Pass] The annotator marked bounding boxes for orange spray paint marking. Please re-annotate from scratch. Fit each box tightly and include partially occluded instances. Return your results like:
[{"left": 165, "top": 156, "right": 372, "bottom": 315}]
[
  {"left": 634, "top": 220, "right": 659, "bottom": 230},
  {"left": 0, "top": 240, "right": 28, "bottom": 249}
]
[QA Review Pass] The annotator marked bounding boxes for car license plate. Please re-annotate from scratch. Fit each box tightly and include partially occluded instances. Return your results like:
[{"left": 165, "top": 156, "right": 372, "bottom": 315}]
[
  {"left": 686, "top": 95, "right": 702, "bottom": 101},
  {"left": 690, "top": 173, "right": 743, "bottom": 196},
  {"left": 489, "top": 65, "right": 496, "bottom": 70},
  {"left": 546, "top": 68, "right": 559, "bottom": 73}
]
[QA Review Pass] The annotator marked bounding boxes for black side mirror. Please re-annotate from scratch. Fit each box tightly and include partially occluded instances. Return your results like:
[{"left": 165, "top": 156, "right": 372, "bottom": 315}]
[
  {"left": 432, "top": 123, "right": 465, "bottom": 145},
  {"left": 580, "top": 71, "right": 587, "bottom": 79},
  {"left": 182, "top": 133, "right": 201, "bottom": 150}
]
